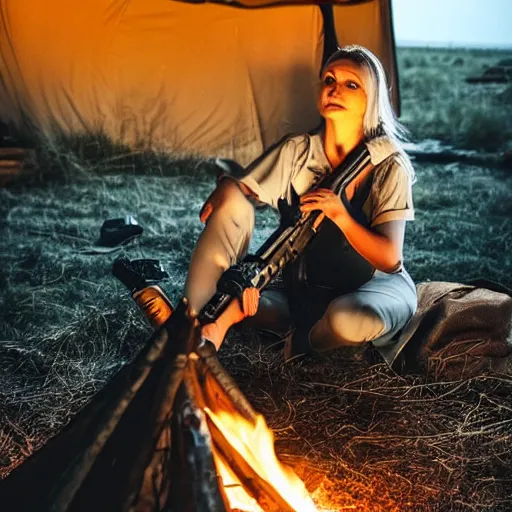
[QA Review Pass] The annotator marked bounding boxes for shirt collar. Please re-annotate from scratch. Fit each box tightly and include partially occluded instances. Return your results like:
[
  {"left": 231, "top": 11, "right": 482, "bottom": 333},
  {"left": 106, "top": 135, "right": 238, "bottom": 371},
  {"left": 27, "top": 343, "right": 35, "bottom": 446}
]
[{"left": 308, "top": 130, "right": 399, "bottom": 170}]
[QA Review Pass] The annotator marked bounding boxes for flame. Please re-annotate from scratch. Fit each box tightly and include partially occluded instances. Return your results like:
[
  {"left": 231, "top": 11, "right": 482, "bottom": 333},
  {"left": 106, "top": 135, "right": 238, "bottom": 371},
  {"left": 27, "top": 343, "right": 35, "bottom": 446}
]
[
  {"left": 185, "top": 355, "right": 317, "bottom": 510},
  {"left": 205, "top": 407, "right": 317, "bottom": 512},
  {"left": 211, "top": 447, "right": 264, "bottom": 512}
]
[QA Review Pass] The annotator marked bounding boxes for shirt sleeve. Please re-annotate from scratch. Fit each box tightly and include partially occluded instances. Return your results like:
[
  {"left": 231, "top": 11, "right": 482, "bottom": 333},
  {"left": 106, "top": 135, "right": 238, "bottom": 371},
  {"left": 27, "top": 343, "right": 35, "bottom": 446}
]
[
  {"left": 238, "top": 136, "right": 298, "bottom": 209},
  {"left": 370, "top": 155, "right": 415, "bottom": 226}
]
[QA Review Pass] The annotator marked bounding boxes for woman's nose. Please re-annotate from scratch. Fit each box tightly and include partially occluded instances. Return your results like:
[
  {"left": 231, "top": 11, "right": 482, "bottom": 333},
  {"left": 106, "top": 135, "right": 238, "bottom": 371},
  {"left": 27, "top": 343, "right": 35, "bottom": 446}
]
[{"left": 328, "top": 84, "right": 341, "bottom": 96}]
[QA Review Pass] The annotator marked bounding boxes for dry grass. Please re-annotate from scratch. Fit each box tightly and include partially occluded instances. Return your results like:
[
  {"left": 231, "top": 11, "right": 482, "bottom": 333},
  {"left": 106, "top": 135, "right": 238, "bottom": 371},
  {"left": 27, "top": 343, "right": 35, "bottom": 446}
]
[
  {"left": 222, "top": 336, "right": 512, "bottom": 512},
  {"left": 0, "top": 47, "right": 512, "bottom": 510},
  {"left": 1, "top": 151, "right": 511, "bottom": 510}
]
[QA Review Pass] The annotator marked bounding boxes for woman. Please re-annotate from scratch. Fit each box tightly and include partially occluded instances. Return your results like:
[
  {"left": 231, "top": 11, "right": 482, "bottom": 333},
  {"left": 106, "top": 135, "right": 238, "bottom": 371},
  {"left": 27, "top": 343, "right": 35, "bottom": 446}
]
[{"left": 183, "top": 45, "right": 417, "bottom": 360}]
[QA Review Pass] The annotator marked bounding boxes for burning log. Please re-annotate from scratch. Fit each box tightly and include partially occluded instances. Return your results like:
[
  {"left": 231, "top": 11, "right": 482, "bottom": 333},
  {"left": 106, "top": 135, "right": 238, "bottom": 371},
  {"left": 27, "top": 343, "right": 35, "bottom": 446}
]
[{"left": 0, "top": 300, "right": 316, "bottom": 511}]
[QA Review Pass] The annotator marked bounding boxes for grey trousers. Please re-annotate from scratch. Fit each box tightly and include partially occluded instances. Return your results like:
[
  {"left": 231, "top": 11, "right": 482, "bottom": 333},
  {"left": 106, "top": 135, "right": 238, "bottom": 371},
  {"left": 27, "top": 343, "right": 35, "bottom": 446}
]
[
  {"left": 184, "top": 179, "right": 417, "bottom": 350},
  {"left": 308, "top": 269, "right": 417, "bottom": 350}
]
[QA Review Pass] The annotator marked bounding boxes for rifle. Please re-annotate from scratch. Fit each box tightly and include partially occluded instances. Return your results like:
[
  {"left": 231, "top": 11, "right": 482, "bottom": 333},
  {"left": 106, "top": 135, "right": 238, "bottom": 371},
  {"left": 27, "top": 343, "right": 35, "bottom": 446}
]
[{"left": 114, "top": 141, "right": 372, "bottom": 348}]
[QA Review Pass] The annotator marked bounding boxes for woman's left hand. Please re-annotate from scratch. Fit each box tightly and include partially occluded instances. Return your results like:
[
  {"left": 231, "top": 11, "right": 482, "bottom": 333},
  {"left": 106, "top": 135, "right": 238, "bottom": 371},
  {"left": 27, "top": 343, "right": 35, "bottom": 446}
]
[{"left": 299, "top": 188, "right": 348, "bottom": 223}]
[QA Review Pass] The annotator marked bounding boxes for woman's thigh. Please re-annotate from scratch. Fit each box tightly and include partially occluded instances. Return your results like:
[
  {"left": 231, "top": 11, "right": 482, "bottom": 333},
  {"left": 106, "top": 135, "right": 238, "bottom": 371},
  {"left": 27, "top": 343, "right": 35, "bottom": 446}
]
[
  {"left": 348, "top": 269, "right": 417, "bottom": 347},
  {"left": 310, "top": 269, "right": 417, "bottom": 350},
  {"left": 184, "top": 182, "right": 255, "bottom": 313}
]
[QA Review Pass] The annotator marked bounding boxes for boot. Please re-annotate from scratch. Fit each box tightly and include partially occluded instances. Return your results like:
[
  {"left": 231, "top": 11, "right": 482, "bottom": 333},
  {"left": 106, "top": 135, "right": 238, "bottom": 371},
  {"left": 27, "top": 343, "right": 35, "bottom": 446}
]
[{"left": 133, "top": 285, "right": 174, "bottom": 328}]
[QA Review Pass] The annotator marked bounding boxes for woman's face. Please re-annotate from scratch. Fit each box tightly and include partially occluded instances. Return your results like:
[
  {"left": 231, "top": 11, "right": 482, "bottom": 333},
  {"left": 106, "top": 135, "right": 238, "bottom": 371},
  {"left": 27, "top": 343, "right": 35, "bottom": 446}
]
[{"left": 318, "top": 59, "right": 368, "bottom": 125}]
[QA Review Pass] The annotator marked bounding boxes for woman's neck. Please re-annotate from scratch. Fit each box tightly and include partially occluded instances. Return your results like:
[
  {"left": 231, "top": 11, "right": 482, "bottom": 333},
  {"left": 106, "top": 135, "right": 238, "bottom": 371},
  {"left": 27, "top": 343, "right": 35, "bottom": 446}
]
[{"left": 322, "top": 120, "right": 364, "bottom": 169}]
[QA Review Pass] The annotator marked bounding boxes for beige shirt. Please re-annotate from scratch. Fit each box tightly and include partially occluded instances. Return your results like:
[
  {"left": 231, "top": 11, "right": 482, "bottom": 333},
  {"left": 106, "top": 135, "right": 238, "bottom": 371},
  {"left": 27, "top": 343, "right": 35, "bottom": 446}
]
[{"left": 240, "top": 131, "right": 414, "bottom": 227}]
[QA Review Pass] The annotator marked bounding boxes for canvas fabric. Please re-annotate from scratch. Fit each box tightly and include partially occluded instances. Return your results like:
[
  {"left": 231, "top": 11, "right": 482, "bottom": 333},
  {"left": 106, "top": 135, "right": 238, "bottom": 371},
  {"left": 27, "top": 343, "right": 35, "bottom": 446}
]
[
  {"left": 377, "top": 280, "right": 512, "bottom": 379},
  {"left": 0, "top": 0, "right": 396, "bottom": 165}
]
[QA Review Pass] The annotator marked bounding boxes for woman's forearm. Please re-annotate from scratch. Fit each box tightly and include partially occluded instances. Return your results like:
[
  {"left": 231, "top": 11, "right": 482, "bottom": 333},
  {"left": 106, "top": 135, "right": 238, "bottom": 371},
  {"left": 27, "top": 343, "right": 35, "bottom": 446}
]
[{"left": 330, "top": 210, "right": 402, "bottom": 273}]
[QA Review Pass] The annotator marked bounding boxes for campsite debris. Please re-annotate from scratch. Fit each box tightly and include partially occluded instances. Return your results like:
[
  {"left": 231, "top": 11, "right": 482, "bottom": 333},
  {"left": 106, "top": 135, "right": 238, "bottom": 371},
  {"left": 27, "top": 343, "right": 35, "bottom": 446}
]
[
  {"left": 80, "top": 215, "right": 144, "bottom": 254},
  {"left": 114, "top": 257, "right": 170, "bottom": 288},
  {"left": 0, "top": 148, "right": 33, "bottom": 186},
  {"left": 403, "top": 139, "right": 509, "bottom": 168},
  {"left": 113, "top": 257, "right": 174, "bottom": 328},
  {"left": 98, "top": 216, "right": 143, "bottom": 247},
  {"left": 466, "top": 64, "right": 512, "bottom": 84}
]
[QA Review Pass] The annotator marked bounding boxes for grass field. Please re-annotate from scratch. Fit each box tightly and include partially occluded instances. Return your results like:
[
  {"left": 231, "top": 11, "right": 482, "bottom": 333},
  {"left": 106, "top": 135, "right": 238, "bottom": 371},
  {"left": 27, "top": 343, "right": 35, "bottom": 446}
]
[
  {"left": 0, "top": 47, "right": 511, "bottom": 511},
  {"left": 396, "top": 47, "right": 512, "bottom": 152}
]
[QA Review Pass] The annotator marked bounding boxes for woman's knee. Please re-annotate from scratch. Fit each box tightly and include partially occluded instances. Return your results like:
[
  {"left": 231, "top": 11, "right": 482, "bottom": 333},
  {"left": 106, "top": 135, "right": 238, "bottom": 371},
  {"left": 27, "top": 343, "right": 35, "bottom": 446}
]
[
  {"left": 321, "top": 297, "right": 386, "bottom": 345},
  {"left": 216, "top": 180, "right": 254, "bottom": 214}
]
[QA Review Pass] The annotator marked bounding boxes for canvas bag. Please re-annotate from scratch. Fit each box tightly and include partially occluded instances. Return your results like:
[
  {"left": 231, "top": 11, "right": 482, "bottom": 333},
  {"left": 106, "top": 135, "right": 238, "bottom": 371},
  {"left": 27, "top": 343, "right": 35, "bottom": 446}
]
[{"left": 377, "top": 280, "right": 512, "bottom": 380}]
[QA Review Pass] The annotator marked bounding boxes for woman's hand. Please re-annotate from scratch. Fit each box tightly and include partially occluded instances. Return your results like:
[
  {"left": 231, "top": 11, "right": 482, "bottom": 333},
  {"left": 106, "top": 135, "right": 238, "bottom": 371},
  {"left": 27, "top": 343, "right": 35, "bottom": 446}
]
[
  {"left": 201, "top": 287, "right": 260, "bottom": 350},
  {"left": 299, "top": 188, "right": 349, "bottom": 225},
  {"left": 300, "top": 188, "right": 404, "bottom": 272}
]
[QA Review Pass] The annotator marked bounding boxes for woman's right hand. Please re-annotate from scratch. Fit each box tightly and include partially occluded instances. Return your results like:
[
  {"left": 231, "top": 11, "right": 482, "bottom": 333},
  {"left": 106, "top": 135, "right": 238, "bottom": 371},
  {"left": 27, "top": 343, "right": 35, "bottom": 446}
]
[{"left": 201, "top": 287, "right": 260, "bottom": 350}]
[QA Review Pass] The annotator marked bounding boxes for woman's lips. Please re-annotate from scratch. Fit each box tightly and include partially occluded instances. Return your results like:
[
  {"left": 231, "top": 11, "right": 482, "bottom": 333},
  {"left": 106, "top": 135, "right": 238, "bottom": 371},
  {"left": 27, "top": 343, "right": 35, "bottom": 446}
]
[{"left": 325, "top": 103, "right": 345, "bottom": 109}]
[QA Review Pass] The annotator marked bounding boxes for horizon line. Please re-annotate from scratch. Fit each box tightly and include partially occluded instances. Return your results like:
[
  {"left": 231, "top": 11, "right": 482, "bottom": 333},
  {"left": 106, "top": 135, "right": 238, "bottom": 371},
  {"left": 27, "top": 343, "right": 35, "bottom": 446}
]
[{"left": 396, "top": 39, "right": 512, "bottom": 50}]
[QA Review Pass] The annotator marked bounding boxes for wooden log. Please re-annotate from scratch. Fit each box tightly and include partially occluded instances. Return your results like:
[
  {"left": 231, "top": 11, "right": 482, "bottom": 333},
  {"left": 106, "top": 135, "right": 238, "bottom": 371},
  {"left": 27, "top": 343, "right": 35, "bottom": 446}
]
[
  {"left": 123, "top": 302, "right": 199, "bottom": 511},
  {"left": 0, "top": 299, "right": 306, "bottom": 512},
  {"left": 0, "top": 159, "right": 23, "bottom": 168},
  {"left": 0, "top": 325, "right": 169, "bottom": 511},
  {"left": 197, "top": 341, "right": 258, "bottom": 422},
  {"left": 122, "top": 352, "right": 188, "bottom": 512},
  {"left": 188, "top": 352, "right": 296, "bottom": 512},
  {"left": 205, "top": 413, "right": 296, "bottom": 512},
  {"left": 167, "top": 371, "right": 230, "bottom": 512},
  {"left": 0, "top": 299, "right": 197, "bottom": 512},
  {"left": 53, "top": 326, "right": 174, "bottom": 512},
  {"left": 0, "top": 166, "right": 24, "bottom": 186},
  {"left": 0, "top": 147, "right": 26, "bottom": 159},
  {"left": 0, "top": 156, "right": 28, "bottom": 186}
]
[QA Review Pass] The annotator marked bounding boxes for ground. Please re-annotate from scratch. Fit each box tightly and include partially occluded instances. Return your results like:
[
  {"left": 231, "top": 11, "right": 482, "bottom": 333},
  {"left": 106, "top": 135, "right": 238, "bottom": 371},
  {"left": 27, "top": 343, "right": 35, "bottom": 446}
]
[{"left": 0, "top": 47, "right": 511, "bottom": 511}]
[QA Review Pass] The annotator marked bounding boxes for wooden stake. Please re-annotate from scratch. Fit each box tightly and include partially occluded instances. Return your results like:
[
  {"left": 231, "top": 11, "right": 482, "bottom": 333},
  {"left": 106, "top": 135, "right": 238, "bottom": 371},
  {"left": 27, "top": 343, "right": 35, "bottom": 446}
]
[{"left": 197, "top": 341, "right": 257, "bottom": 423}]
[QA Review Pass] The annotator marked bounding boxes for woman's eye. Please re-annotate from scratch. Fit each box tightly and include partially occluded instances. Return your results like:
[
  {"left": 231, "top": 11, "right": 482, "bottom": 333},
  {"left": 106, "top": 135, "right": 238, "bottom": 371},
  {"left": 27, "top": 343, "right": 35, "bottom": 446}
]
[
  {"left": 346, "top": 81, "right": 359, "bottom": 90},
  {"left": 323, "top": 76, "right": 335, "bottom": 86}
]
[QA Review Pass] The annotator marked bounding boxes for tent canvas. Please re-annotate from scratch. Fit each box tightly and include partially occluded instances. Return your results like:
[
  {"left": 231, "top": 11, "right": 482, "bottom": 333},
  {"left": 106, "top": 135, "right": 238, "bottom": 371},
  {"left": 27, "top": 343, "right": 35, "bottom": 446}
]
[{"left": 0, "top": 0, "right": 398, "bottom": 165}]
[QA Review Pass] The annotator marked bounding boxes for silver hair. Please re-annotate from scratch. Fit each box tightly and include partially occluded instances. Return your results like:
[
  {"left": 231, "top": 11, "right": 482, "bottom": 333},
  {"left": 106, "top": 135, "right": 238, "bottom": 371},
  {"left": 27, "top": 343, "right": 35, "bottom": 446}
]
[{"left": 322, "top": 45, "right": 416, "bottom": 181}]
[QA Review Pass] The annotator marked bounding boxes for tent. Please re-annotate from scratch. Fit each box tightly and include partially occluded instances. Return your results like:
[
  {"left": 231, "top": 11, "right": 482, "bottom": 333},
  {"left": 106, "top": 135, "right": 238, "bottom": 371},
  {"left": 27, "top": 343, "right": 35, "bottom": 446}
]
[{"left": 0, "top": 0, "right": 399, "bottom": 166}]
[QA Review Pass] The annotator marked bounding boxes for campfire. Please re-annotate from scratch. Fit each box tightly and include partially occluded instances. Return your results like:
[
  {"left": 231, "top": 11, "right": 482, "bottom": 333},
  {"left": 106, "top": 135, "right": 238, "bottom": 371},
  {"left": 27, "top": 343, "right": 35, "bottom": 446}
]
[
  {"left": 160, "top": 341, "right": 317, "bottom": 512},
  {"left": 0, "top": 299, "right": 317, "bottom": 511},
  {"left": 131, "top": 297, "right": 317, "bottom": 511}
]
